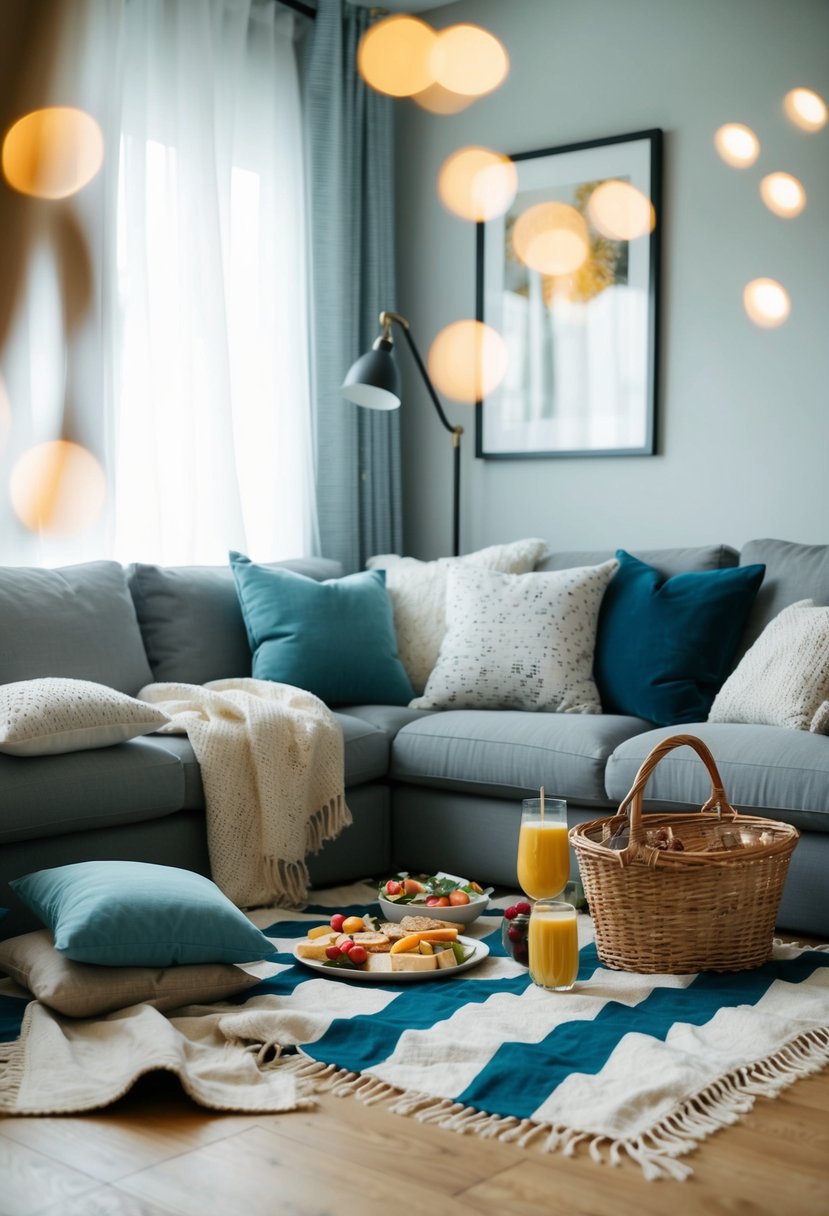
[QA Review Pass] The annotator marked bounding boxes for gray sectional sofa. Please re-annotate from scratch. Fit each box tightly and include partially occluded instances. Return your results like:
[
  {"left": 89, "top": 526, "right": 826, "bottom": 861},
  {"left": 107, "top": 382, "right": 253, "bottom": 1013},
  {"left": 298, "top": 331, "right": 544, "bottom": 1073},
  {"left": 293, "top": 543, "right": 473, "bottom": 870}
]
[{"left": 1, "top": 538, "right": 827, "bottom": 943}]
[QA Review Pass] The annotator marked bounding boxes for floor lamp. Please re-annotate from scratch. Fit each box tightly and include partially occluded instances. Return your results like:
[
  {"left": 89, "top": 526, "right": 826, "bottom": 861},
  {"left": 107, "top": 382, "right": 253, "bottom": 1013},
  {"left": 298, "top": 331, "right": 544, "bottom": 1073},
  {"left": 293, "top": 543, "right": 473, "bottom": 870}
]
[{"left": 341, "top": 310, "right": 463, "bottom": 557}]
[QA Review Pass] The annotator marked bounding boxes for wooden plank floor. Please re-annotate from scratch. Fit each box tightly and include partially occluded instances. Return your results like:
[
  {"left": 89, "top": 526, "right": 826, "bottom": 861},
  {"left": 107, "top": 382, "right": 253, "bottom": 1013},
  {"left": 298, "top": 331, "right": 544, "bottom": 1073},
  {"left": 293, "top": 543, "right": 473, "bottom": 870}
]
[{"left": 1, "top": 1048, "right": 828, "bottom": 1216}]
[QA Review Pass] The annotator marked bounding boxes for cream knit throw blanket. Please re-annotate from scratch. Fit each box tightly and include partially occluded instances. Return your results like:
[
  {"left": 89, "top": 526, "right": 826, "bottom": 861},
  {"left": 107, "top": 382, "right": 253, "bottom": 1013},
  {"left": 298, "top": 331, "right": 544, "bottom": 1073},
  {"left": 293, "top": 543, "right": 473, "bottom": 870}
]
[{"left": 139, "top": 678, "right": 350, "bottom": 909}]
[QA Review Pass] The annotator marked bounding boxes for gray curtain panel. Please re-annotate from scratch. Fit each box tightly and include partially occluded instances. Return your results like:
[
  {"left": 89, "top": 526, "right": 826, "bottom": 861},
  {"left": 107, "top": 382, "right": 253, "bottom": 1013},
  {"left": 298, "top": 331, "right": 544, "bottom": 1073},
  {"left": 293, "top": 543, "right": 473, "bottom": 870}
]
[{"left": 305, "top": 0, "right": 403, "bottom": 573}]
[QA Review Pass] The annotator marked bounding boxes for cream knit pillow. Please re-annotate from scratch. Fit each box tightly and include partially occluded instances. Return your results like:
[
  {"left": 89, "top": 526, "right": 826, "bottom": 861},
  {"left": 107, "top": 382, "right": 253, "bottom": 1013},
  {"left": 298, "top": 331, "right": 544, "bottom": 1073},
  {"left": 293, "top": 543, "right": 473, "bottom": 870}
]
[
  {"left": 411, "top": 560, "right": 618, "bottom": 712},
  {"left": 0, "top": 678, "right": 170, "bottom": 756},
  {"left": 367, "top": 538, "right": 549, "bottom": 694},
  {"left": 708, "top": 599, "right": 829, "bottom": 732}
]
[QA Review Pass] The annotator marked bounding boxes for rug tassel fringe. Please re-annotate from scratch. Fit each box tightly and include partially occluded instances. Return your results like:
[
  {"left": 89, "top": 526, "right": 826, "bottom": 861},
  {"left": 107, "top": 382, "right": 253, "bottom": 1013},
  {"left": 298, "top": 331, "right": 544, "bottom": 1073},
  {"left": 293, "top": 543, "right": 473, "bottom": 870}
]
[
  {"left": 286, "top": 1026, "right": 829, "bottom": 1182},
  {"left": 0, "top": 1024, "right": 27, "bottom": 1099}
]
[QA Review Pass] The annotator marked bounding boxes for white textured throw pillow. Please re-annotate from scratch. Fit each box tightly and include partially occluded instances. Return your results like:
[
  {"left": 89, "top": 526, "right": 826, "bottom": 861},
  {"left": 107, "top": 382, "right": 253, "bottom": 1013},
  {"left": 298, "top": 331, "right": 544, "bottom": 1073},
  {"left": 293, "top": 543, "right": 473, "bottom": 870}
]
[
  {"left": 708, "top": 599, "right": 829, "bottom": 732},
  {"left": 0, "top": 678, "right": 170, "bottom": 756},
  {"left": 410, "top": 560, "right": 618, "bottom": 712},
  {"left": 367, "top": 538, "right": 549, "bottom": 693}
]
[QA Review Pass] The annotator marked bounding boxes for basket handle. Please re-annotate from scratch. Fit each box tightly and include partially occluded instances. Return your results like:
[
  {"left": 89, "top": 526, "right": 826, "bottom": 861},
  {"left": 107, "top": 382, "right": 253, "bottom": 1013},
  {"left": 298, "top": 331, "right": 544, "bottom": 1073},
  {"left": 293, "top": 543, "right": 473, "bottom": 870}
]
[{"left": 614, "top": 734, "right": 737, "bottom": 866}]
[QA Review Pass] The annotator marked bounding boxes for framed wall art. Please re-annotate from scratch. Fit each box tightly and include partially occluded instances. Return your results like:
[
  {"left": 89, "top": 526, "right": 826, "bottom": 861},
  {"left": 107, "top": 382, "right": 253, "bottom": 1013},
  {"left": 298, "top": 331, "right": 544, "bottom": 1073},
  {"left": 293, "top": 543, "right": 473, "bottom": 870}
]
[{"left": 475, "top": 129, "right": 662, "bottom": 460}]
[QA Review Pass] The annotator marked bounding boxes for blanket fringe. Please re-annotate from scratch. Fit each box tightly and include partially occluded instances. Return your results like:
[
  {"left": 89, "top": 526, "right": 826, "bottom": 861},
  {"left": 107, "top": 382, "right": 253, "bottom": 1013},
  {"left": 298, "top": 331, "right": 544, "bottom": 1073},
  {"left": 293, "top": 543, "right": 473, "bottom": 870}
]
[
  {"left": 0, "top": 1011, "right": 28, "bottom": 1100},
  {"left": 305, "top": 794, "right": 352, "bottom": 857},
  {"left": 258, "top": 796, "right": 353, "bottom": 909},
  {"left": 282, "top": 1026, "right": 829, "bottom": 1182}
]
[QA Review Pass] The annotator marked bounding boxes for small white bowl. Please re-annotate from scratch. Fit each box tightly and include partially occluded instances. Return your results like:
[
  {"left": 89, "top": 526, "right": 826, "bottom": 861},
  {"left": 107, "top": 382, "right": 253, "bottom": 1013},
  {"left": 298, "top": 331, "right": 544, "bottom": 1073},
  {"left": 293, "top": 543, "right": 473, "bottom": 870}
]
[{"left": 377, "top": 875, "right": 490, "bottom": 927}]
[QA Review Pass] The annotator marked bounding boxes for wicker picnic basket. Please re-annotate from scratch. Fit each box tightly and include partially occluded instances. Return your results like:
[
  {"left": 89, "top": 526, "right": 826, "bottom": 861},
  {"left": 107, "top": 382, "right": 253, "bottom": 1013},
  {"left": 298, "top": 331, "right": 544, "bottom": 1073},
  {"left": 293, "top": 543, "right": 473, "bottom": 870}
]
[{"left": 569, "top": 734, "right": 799, "bottom": 974}]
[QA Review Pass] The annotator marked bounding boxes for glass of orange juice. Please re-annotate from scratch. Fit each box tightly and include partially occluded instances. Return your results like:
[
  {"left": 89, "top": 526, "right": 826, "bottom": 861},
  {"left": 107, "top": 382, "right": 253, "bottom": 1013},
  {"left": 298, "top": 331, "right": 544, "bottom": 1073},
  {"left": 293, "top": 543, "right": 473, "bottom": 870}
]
[
  {"left": 528, "top": 899, "right": 579, "bottom": 991},
  {"left": 517, "top": 797, "right": 570, "bottom": 900}
]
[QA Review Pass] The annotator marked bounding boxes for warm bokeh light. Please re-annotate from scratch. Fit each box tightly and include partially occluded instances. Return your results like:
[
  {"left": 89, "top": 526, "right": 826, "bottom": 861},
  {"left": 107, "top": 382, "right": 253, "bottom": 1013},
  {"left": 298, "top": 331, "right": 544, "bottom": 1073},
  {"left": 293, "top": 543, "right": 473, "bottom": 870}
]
[
  {"left": 428, "top": 320, "right": 508, "bottom": 404},
  {"left": 438, "top": 147, "right": 517, "bottom": 222},
  {"left": 357, "top": 15, "right": 435, "bottom": 98},
  {"left": 743, "top": 279, "right": 791, "bottom": 328},
  {"left": 2, "top": 106, "right": 104, "bottom": 199},
  {"left": 586, "top": 179, "right": 655, "bottom": 240},
  {"left": 412, "top": 83, "right": 475, "bottom": 115},
  {"left": 431, "top": 24, "right": 508, "bottom": 98},
  {"left": 760, "top": 172, "right": 806, "bottom": 218},
  {"left": 783, "top": 87, "right": 827, "bottom": 132},
  {"left": 714, "top": 123, "right": 760, "bottom": 168},
  {"left": 9, "top": 439, "right": 106, "bottom": 534},
  {"left": 512, "top": 202, "right": 590, "bottom": 276}
]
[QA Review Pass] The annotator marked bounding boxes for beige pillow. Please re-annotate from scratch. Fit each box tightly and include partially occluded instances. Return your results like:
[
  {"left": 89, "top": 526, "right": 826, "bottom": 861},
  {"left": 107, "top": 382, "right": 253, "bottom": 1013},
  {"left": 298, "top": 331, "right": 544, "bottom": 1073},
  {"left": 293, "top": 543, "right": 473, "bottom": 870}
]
[
  {"left": 0, "top": 930, "right": 260, "bottom": 1018},
  {"left": 367, "top": 538, "right": 549, "bottom": 693},
  {"left": 411, "top": 560, "right": 618, "bottom": 712},
  {"left": 709, "top": 599, "right": 829, "bottom": 732},
  {"left": 0, "top": 677, "right": 170, "bottom": 756}
]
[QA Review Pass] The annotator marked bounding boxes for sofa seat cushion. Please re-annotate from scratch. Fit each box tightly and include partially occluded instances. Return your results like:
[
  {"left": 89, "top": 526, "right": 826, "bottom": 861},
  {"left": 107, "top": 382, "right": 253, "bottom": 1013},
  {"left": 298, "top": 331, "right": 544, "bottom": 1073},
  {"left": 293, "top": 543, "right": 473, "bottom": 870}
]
[
  {"left": 605, "top": 723, "right": 829, "bottom": 833},
  {"left": 390, "top": 711, "right": 653, "bottom": 805},
  {"left": 163, "top": 711, "right": 390, "bottom": 810},
  {"left": 0, "top": 737, "right": 185, "bottom": 845},
  {"left": 337, "top": 704, "right": 436, "bottom": 741}
]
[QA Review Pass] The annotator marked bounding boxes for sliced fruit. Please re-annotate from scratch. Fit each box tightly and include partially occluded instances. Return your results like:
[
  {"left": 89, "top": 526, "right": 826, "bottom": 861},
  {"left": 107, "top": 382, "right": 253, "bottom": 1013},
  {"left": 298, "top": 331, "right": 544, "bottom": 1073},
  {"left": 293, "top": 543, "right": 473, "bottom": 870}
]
[
  {"left": 390, "top": 928, "right": 459, "bottom": 954},
  {"left": 450, "top": 940, "right": 471, "bottom": 965},
  {"left": 385, "top": 879, "right": 402, "bottom": 895},
  {"left": 418, "top": 941, "right": 434, "bottom": 955},
  {"left": 402, "top": 878, "right": 425, "bottom": 895},
  {"left": 425, "top": 895, "right": 450, "bottom": 907},
  {"left": 390, "top": 933, "right": 422, "bottom": 955},
  {"left": 436, "top": 949, "right": 458, "bottom": 970},
  {"left": 342, "top": 915, "right": 366, "bottom": 935},
  {"left": 307, "top": 924, "right": 334, "bottom": 939}
]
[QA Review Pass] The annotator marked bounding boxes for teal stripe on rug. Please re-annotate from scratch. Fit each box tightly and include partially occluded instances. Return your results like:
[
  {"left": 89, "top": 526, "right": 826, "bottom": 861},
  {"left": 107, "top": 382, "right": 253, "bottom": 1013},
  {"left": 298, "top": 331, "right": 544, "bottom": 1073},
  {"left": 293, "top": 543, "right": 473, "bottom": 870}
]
[
  {"left": 302, "top": 972, "right": 533, "bottom": 1074},
  {"left": 0, "top": 994, "right": 30, "bottom": 1042},
  {"left": 455, "top": 949, "right": 829, "bottom": 1119}
]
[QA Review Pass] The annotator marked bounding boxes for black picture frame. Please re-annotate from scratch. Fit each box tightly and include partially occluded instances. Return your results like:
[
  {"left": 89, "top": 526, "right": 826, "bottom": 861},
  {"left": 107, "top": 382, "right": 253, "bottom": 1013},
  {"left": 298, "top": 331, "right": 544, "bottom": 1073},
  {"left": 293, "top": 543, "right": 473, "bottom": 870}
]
[{"left": 475, "top": 128, "right": 662, "bottom": 460}]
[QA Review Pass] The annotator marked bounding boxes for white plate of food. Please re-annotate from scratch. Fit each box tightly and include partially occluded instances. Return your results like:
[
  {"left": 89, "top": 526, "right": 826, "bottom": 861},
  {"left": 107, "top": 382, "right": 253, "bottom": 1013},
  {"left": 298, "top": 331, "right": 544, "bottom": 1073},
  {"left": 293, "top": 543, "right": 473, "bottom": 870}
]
[{"left": 292, "top": 933, "right": 490, "bottom": 983}]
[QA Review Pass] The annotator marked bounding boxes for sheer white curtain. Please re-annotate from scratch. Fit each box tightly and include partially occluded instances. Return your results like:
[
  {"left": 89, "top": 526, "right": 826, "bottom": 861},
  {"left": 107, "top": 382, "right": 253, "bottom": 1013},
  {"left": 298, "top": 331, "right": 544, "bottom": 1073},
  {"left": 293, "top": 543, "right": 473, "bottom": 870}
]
[{"left": 110, "top": 0, "right": 317, "bottom": 565}]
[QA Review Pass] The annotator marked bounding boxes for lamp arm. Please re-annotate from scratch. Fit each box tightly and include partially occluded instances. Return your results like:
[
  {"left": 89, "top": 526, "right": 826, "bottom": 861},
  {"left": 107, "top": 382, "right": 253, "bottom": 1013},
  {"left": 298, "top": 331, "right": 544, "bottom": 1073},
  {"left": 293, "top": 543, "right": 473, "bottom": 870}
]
[
  {"left": 380, "top": 312, "right": 460, "bottom": 440},
  {"left": 378, "top": 310, "right": 463, "bottom": 557}
]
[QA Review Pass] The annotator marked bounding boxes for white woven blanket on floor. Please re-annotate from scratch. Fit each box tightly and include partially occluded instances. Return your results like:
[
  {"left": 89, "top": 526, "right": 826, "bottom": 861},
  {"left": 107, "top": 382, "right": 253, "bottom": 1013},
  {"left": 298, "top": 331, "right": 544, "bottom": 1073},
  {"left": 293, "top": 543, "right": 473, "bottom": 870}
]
[{"left": 139, "top": 678, "right": 351, "bottom": 908}]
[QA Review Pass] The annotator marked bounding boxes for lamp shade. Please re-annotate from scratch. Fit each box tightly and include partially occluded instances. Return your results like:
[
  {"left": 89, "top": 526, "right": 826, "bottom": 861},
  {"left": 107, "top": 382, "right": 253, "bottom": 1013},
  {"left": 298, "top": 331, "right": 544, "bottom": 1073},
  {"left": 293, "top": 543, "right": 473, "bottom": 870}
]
[{"left": 341, "top": 339, "right": 401, "bottom": 411}]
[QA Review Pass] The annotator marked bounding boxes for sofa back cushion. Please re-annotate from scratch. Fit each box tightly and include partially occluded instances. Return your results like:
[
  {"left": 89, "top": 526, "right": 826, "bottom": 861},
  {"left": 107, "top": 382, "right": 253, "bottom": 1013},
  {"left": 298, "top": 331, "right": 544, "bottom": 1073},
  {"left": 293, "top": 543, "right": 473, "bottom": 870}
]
[
  {"left": 536, "top": 544, "right": 738, "bottom": 578},
  {"left": 0, "top": 561, "right": 153, "bottom": 695},
  {"left": 128, "top": 557, "right": 342, "bottom": 684},
  {"left": 737, "top": 539, "right": 829, "bottom": 656}
]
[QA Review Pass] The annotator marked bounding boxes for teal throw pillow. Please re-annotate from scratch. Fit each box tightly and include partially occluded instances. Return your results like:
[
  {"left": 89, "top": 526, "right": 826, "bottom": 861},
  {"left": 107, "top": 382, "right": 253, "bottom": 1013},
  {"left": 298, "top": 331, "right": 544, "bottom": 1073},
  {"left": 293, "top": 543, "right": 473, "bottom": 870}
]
[
  {"left": 230, "top": 553, "right": 414, "bottom": 707},
  {"left": 9, "top": 861, "right": 277, "bottom": 966},
  {"left": 593, "top": 551, "right": 765, "bottom": 725}
]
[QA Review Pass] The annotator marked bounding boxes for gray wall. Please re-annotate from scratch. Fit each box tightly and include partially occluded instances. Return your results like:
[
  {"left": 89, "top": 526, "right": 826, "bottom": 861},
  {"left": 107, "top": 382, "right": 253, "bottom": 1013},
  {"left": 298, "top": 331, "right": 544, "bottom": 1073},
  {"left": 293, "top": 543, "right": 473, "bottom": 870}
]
[{"left": 394, "top": 0, "right": 829, "bottom": 559}]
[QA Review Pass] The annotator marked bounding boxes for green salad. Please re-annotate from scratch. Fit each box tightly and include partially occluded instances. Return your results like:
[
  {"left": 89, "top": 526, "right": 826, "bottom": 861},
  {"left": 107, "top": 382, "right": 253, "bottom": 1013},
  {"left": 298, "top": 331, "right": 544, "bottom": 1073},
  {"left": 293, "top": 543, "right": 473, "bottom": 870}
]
[{"left": 378, "top": 871, "right": 493, "bottom": 908}]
